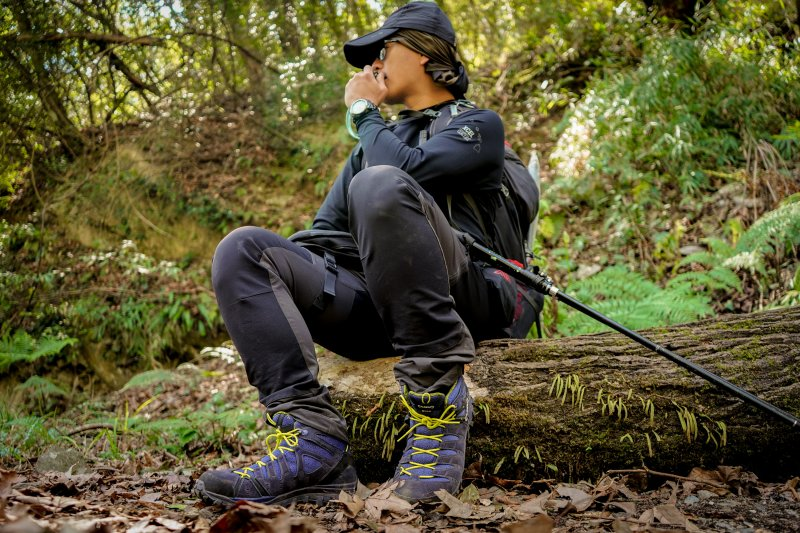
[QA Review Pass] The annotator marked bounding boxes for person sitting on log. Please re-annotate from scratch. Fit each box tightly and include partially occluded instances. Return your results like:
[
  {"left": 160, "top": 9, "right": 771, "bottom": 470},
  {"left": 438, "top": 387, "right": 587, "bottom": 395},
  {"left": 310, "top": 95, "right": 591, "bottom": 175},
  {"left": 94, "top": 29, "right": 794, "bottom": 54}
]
[{"left": 194, "top": 0, "right": 539, "bottom": 507}]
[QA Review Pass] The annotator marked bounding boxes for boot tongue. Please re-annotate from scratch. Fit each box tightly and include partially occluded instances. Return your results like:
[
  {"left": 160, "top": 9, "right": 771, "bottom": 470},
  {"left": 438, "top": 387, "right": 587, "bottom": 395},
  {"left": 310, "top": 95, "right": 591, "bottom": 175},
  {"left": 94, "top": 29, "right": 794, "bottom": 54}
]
[
  {"left": 270, "top": 412, "right": 297, "bottom": 431},
  {"left": 406, "top": 391, "right": 447, "bottom": 419}
]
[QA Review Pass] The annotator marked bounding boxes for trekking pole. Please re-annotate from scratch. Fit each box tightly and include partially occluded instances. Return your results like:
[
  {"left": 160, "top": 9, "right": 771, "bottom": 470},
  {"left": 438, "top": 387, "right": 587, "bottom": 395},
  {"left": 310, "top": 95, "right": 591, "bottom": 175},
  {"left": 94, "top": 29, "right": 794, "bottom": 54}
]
[{"left": 467, "top": 238, "right": 800, "bottom": 430}]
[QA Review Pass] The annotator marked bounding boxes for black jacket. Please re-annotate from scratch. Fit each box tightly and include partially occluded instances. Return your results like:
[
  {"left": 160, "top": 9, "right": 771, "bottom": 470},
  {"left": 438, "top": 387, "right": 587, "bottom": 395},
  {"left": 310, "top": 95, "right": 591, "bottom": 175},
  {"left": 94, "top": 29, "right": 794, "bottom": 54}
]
[{"left": 313, "top": 101, "right": 505, "bottom": 246}]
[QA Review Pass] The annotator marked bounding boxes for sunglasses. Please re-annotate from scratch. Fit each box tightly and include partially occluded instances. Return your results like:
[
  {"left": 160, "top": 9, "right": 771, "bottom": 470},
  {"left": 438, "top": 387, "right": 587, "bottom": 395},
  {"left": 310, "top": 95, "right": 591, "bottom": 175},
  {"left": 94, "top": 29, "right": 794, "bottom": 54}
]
[{"left": 378, "top": 39, "right": 402, "bottom": 61}]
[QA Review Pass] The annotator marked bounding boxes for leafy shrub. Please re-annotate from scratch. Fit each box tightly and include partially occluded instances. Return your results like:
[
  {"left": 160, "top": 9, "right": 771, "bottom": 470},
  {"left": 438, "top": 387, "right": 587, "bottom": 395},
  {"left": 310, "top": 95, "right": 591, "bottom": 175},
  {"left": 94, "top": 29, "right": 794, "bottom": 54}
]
[
  {"left": 1, "top": 222, "right": 221, "bottom": 385},
  {"left": 62, "top": 240, "right": 221, "bottom": 369},
  {"left": 549, "top": 24, "right": 800, "bottom": 215}
]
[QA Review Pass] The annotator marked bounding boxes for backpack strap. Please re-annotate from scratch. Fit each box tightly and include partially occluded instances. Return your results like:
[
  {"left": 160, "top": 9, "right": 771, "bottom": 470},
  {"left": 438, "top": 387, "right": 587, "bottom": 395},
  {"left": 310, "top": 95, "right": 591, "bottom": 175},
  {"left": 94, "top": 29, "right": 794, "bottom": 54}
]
[{"left": 421, "top": 100, "right": 492, "bottom": 246}]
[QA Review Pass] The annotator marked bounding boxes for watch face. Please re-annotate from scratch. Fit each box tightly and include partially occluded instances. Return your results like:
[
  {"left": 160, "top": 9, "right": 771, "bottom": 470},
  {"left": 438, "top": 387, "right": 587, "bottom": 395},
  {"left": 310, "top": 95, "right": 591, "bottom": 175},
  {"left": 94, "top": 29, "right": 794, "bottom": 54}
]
[{"left": 352, "top": 100, "right": 368, "bottom": 115}]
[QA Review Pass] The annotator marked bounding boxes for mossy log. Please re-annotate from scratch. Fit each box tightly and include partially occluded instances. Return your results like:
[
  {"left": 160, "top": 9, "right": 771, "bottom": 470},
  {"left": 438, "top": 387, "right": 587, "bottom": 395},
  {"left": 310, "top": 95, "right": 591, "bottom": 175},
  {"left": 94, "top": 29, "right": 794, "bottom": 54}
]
[{"left": 317, "top": 306, "right": 800, "bottom": 483}]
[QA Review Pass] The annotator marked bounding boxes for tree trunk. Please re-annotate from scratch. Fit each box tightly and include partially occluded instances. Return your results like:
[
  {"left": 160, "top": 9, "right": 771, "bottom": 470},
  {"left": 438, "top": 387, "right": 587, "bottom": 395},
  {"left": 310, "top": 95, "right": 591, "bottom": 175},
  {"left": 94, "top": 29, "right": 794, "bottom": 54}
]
[{"left": 318, "top": 306, "right": 800, "bottom": 483}]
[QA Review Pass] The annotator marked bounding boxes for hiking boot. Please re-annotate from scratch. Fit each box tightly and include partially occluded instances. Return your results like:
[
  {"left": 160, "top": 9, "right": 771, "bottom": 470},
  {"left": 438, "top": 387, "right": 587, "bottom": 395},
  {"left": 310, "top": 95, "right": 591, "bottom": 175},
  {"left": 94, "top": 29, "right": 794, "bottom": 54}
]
[
  {"left": 391, "top": 376, "right": 473, "bottom": 503},
  {"left": 194, "top": 412, "right": 357, "bottom": 506}
]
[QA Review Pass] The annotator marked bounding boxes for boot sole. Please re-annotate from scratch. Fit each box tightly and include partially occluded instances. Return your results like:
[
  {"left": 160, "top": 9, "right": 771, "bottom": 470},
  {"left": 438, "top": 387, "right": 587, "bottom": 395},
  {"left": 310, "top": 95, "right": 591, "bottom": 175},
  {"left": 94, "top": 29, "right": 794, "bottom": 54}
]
[{"left": 194, "top": 467, "right": 358, "bottom": 508}]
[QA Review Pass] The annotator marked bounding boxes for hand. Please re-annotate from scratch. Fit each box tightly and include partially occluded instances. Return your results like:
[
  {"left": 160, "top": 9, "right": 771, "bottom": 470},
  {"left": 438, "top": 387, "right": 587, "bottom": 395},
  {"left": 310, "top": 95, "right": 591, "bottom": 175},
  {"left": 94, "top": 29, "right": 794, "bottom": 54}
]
[{"left": 344, "top": 65, "right": 387, "bottom": 108}]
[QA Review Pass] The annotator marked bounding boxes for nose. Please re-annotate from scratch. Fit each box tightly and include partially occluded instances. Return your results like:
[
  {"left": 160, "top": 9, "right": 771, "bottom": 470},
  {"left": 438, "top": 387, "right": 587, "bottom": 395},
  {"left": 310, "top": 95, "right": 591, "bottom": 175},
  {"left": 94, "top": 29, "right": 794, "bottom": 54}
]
[{"left": 371, "top": 57, "right": 383, "bottom": 69}]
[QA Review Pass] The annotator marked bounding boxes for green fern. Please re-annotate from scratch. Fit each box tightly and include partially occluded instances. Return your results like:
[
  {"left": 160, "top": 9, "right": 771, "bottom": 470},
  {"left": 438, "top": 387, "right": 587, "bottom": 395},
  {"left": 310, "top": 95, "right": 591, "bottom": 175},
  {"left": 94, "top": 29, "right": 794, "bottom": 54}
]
[
  {"left": 673, "top": 237, "right": 742, "bottom": 294},
  {"left": 121, "top": 369, "right": 182, "bottom": 391},
  {"left": 14, "top": 375, "right": 69, "bottom": 398},
  {"left": 554, "top": 266, "right": 715, "bottom": 336},
  {"left": 725, "top": 196, "right": 800, "bottom": 275},
  {"left": 0, "top": 331, "right": 77, "bottom": 374}
]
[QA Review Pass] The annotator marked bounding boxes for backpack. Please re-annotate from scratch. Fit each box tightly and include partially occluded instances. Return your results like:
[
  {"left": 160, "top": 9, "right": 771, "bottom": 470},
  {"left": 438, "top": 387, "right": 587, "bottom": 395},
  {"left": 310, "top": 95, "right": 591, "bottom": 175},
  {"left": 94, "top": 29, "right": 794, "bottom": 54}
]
[
  {"left": 426, "top": 101, "right": 545, "bottom": 338},
  {"left": 427, "top": 101, "right": 540, "bottom": 264}
]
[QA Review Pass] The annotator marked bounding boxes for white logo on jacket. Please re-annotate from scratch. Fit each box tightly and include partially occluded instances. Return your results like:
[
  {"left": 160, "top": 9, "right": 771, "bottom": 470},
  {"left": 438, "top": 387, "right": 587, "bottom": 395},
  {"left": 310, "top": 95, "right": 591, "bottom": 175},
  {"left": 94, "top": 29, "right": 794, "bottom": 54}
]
[{"left": 457, "top": 126, "right": 475, "bottom": 141}]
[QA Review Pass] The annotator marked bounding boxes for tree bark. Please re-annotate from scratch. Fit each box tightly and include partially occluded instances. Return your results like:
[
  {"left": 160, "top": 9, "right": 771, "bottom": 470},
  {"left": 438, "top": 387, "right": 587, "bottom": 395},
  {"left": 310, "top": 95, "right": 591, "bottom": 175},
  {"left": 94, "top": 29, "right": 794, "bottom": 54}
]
[{"left": 318, "top": 306, "right": 800, "bottom": 483}]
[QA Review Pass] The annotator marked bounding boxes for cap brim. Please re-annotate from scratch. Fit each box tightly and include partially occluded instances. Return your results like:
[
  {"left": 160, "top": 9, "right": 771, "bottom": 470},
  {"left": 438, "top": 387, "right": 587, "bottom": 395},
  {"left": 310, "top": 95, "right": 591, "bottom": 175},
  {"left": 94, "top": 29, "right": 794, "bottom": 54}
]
[{"left": 343, "top": 27, "right": 397, "bottom": 68}]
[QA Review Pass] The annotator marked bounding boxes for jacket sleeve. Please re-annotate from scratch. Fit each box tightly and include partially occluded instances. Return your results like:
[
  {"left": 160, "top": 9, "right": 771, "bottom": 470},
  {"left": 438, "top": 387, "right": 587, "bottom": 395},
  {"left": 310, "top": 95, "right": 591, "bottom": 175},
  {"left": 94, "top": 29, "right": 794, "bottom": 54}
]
[
  {"left": 312, "top": 146, "right": 361, "bottom": 231},
  {"left": 354, "top": 107, "right": 504, "bottom": 192}
]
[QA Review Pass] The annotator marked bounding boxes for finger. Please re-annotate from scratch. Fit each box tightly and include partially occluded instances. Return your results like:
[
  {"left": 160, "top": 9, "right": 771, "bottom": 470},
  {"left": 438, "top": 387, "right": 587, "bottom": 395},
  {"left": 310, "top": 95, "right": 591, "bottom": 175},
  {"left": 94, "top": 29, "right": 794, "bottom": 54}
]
[{"left": 375, "top": 70, "right": 386, "bottom": 89}]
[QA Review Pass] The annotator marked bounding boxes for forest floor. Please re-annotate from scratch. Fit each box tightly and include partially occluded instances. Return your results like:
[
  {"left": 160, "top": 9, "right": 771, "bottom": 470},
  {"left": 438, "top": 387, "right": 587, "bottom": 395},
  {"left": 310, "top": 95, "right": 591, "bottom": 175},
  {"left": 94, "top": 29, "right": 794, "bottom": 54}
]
[{"left": 2, "top": 356, "right": 798, "bottom": 533}]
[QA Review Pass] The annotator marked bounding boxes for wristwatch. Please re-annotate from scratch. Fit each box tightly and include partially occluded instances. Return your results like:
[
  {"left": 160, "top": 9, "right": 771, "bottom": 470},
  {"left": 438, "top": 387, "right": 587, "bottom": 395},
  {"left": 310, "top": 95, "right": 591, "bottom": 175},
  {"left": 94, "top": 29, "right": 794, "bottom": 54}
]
[{"left": 349, "top": 98, "right": 377, "bottom": 118}]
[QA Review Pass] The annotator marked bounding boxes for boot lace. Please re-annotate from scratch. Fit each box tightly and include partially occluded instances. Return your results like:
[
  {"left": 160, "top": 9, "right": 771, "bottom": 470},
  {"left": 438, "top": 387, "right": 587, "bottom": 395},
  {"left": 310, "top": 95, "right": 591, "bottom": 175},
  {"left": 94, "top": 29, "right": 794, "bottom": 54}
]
[
  {"left": 234, "top": 414, "right": 301, "bottom": 479},
  {"left": 397, "top": 393, "right": 459, "bottom": 478}
]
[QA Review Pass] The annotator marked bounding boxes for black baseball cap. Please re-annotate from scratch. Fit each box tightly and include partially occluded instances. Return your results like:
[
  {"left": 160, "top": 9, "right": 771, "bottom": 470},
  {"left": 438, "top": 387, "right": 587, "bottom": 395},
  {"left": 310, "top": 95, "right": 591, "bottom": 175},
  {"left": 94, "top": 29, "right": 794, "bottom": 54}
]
[{"left": 343, "top": 1, "right": 456, "bottom": 68}]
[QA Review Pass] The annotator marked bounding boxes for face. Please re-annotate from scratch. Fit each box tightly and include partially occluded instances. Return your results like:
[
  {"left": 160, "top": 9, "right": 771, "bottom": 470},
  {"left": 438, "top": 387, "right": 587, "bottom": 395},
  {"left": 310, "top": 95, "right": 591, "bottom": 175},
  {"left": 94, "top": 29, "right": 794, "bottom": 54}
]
[{"left": 371, "top": 40, "right": 429, "bottom": 106}]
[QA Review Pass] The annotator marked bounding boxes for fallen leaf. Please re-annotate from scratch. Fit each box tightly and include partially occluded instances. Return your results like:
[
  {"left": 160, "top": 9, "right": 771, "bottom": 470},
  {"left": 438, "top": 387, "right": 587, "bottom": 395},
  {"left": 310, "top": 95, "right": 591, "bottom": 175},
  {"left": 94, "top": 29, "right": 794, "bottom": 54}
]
[
  {"left": 638, "top": 508, "right": 654, "bottom": 524},
  {"left": 210, "top": 501, "right": 318, "bottom": 533},
  {"left": 154, "top": 517, "right": 187, "bottom": 531},
  {"left": 554, "top": 485, "right": 594, "bottom": 512},
  {"left": 500, "top": 513, "right": 554, "bottom": 533},
  {"left": 435, "top": 489, "right": 473, "bottom": 519},
  {"left": 518, "top": 492, "right": 550, "bottom": 515},
  {"left": 653, "top": 503, "right": 685, "bottom": 525},
  {"left": 355, "top": 480, "right": 373, "bottom": 500},
  {"left": 10, "top": 490, "right": 88, "bottom": 513},
  {"left": 0, "top": 470, "right": 22, "bottom": 520},
  {"left": 0, "top": 515, "right": 47, "bottom": 533},
  {"left": 139, "top": 491, "right": 162, "bottom": 503},
  {"left": 781, "top": 477, "right": 799, "bottom": 501},
  {"left": 718, "top": 466, "right": 760, "bottom": 496},
  {"left": 688, "top": 467, "right": 728, "bottom": 495},
  {"left": 383, "top": 525, "right": 421, "bottom": 533},
  {"left": 364, "top": 481, "right": 414, "bottom": 521},
  {"left": 336, "top": 490, "right": 364, "bottom": 518},
  {"left": 128, "top": 518, "right": 158, "bottom": 533},
  {"left": 458, "top": 483, "right": 481, "bottom": 505},
  {"left": 607, "top": 501, "right": 636, "bottom": 515},
  {"left": 611, "top": 519, "right": 634, "bottom": 533}
]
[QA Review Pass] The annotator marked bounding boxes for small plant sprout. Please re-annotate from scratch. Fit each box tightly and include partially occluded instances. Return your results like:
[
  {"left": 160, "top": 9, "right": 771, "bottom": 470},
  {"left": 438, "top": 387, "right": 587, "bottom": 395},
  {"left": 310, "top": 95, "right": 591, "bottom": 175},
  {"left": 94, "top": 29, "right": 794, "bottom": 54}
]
[
  {"left": 598, "top": 390, "right": 628, "bottom": 420},
  {"left": 513, "top": 445, "right": 530, "bottom": 464},
  {"left": 645, "top": 432, "right": 654, "bottom": 457},
  {"left": 638, "top": 395, "right": 656, "bottom": 424},
  {"left": 673, "top": 401, "right": 699, "bottom": 443},
  {"left": 477, "top": 402, "right": 491, "bottom": 424},
  {"left": 549, "top": 373, "right": 586, "bottom": 410}
]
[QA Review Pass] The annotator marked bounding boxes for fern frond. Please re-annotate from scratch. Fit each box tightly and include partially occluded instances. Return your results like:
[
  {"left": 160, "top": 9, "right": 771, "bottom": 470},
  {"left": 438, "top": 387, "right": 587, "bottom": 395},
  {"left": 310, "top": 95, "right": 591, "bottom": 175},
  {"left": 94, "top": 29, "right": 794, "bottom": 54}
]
[
  {"left": 130, "top": 418, "right": 193, "bottom": 433},
  {"left": 14, "top": 376, "right": 69, "bottom": 398},
  {"left": 557, "top": 266, "right": 715, "bottom": 336},
  {"left": 723, "top": 251, "right": 766, "bottom": 276},
  {"left": 669, "top": 267, "right": 741, "bottom": 293},
  {"left": 0, "top": 331, "right": 77, "bottom": 373},
  {"left": 735, "top": 200, "right": 800, "bottom": 259},
  {"left": 121, "top": 369, "right": 181, "bottom": 391}
]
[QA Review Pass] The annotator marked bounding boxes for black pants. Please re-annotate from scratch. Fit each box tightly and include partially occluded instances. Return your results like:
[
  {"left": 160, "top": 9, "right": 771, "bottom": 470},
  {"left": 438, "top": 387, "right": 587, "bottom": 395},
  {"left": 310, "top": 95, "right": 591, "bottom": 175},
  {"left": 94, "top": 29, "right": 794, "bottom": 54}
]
[{"left": 212, "top": 166, "right": 504, "bottom": 441}]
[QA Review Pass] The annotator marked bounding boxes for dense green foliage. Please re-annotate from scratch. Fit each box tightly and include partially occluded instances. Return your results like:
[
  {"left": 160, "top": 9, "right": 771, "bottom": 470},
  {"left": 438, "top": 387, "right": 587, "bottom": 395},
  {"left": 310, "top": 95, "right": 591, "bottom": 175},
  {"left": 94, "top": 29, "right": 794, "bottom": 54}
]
[{"left": 1, "top": 0, "right": 799, "bottom": 439}]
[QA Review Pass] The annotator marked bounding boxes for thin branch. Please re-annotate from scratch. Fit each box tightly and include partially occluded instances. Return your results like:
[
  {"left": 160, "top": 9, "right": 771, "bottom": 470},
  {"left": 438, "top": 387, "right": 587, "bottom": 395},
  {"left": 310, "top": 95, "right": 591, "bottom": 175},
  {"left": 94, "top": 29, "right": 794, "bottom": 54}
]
[
  {"left": 66, "top": 422, "right": 116, "bottom": 436},
  {"left": 5, "top": 32, "right": 162, "bottom": 46}
]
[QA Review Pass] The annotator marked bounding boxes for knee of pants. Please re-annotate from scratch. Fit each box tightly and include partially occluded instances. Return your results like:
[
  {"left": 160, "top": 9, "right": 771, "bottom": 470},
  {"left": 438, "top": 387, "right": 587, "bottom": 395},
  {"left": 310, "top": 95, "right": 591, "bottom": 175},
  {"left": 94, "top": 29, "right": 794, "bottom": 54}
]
[
  {"left": 348, "top": 165, "right": 414, "bottom": 222},
  {"left": 211, "top": 225, "right": 282, "bottom": 292}
]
